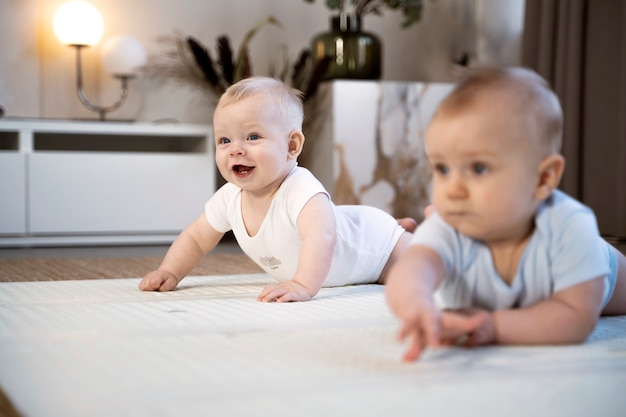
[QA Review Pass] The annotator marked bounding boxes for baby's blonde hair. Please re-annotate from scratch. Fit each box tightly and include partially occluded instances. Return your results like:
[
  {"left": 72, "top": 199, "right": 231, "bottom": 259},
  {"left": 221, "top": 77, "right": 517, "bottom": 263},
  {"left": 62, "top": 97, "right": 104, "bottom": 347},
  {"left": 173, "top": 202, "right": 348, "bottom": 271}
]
[
  {"left": 436, "top": 67, "right": 563, "bottom": 154},
  {"left": 217, "top": 76, "right": 305, "bottom": 131}
]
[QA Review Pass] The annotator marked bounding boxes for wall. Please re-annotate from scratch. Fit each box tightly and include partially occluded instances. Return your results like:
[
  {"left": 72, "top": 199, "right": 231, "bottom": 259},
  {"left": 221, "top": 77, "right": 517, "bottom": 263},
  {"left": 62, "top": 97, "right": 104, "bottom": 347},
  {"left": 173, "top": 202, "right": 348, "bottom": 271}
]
[{"left": 0, "top": 0, "right": 525, "bottom": 124}]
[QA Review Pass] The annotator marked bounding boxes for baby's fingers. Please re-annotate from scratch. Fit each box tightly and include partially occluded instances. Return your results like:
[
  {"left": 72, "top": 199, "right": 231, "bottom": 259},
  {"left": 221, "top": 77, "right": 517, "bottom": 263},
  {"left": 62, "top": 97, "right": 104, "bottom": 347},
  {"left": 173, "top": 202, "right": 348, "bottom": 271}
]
[
  {"left": 399, "top": 326, "right": 426, "bottom": 362},
  {"left": 257, "top": 285, "right": 287, "bottom": 302},
  {"left": 138, "top": 270, "right": 179, "bottom": 292},
  {"left": 276, "top": 292, "right": 301, "bottom": 303},
  {"left": 139, "top": 274, "right": 165, "bottom": 291},
  {"left": 158, "top": 275, "right": 178, "bottom": 292},
  {"left": 421, "top": 311, "right": 441, "bottom": 349},
  {"left": 397, "top": 311, "right": 440, "bottom": 361}
]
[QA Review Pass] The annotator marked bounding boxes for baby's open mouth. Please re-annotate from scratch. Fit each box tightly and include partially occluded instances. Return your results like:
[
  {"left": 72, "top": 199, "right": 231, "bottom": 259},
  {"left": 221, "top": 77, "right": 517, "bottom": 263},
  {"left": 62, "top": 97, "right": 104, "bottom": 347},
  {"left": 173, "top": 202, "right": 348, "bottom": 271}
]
[{"left": 233, "top": 165, "right": 255, "bottom": 176}]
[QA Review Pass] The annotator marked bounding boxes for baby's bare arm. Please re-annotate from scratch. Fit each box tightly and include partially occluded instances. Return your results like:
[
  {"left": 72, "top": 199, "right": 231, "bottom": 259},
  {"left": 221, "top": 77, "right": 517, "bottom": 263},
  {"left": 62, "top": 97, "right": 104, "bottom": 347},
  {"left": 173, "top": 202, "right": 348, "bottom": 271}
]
[
  {"left": 385, "top": 245, "right": 445, "bottom": 361},
  {"left": 257, "top": 193, "right": 335, "bottom": 302},
  {"left": 493, "top": 277, "right": 605, "bottom": 344},
  {"left": 138, "top": 214, "right": 224, "bottom": 291}
]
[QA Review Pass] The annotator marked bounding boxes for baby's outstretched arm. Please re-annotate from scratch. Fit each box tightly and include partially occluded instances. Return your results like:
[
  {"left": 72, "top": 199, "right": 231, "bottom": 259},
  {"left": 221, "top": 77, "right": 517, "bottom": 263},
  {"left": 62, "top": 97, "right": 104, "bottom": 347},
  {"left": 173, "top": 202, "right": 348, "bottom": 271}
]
[
  {"left": 438, "top": 277, "right": 606, "bottom": 347},
  {"left": 385, "top": 245, "right": 445, "bottom": 361},
  {"left": 257, "top": 193, "right": 336, "bottom": 302},
  {"left": 138, "top": 214, "right": 224, "bottom": 292}
]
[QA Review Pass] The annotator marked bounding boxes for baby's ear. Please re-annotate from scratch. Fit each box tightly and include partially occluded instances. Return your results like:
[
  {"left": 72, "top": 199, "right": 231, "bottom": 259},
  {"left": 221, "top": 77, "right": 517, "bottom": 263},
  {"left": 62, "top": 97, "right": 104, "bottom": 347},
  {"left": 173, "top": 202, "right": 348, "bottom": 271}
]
[
  {"left": 288, "top": 130, "right": 305, "bottom": 159},
  {"left": 535, "top": 154, "right": 565, "bottom": 200}
]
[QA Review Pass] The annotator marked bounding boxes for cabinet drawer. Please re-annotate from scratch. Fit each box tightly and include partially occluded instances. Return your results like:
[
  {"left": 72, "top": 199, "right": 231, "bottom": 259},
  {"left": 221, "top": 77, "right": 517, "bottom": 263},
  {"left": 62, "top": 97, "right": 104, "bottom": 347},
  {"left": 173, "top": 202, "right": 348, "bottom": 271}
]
[
  {"left": 29, "top": 153, "right": 214, "bottom": 234},
  {"left": 0, "top": 153, "right": 26, "bottom": 235}
]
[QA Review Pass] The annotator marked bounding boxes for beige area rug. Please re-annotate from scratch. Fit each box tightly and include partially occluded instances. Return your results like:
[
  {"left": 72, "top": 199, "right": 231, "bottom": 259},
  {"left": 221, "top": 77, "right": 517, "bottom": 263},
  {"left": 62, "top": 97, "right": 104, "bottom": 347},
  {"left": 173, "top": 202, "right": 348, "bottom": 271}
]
[
  {"left": 0, "top": 253, "right": 263, "bottom": 283},
  {"left": 0, "top": 252, "right": 262, "bottom": 417}
]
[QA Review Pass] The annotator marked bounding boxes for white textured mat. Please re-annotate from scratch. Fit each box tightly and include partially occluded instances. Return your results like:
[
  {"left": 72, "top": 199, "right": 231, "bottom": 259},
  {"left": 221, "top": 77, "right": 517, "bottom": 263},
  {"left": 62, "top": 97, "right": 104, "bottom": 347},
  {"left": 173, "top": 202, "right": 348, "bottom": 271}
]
[{"left": 1, "top": 274, "right": 625, "bottom": 417}]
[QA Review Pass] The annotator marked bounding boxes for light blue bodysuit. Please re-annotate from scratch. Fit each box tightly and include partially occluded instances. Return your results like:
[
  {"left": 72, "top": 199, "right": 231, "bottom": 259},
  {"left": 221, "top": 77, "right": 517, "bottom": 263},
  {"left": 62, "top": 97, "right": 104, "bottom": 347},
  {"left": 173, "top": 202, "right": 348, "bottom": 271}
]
[{"left": 411, "top": 190, "right": 618, "bottom": 310}]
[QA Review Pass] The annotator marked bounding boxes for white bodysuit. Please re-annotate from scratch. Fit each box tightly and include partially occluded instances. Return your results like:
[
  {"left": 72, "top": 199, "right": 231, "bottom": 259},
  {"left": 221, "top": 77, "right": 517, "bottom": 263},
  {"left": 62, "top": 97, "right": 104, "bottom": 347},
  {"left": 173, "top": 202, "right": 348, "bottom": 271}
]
[{"left": 205, "top": 166, "right": 405, "bottom": 287}]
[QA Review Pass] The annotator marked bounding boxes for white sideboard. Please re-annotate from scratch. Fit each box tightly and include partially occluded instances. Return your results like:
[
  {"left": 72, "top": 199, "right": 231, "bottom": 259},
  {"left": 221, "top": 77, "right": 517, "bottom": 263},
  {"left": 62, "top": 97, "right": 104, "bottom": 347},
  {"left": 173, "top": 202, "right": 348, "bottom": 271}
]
[{"left": 0, "top": 119, "right": 215, "bottom": 247}]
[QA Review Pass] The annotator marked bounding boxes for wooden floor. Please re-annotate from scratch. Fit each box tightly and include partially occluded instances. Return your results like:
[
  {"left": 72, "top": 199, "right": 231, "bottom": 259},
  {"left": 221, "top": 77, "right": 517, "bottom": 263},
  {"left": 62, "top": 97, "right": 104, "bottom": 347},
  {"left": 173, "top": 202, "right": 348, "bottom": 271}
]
[
  {"left": 0, "top": 238, "right": 243, "bottom": 260},
  {"left": 1, "top": 237, "right": 624, "bottom": 260}
]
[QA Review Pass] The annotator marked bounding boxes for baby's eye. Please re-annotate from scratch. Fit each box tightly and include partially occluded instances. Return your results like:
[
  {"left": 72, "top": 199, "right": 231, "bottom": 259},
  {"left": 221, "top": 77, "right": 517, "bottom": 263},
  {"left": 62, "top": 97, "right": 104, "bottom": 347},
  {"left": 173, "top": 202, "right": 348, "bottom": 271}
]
[
  {"left": 247, "top": 134, "right": 260, "bottom": 141},
  {"left": 472, "top": 163, "right": 488, "bottom": 175},
  {"left": 433, "top": 163, "right": 449, "bottom": 175},
  {"left": 217, "top": 137, "right": 230, "bottom": 145}
]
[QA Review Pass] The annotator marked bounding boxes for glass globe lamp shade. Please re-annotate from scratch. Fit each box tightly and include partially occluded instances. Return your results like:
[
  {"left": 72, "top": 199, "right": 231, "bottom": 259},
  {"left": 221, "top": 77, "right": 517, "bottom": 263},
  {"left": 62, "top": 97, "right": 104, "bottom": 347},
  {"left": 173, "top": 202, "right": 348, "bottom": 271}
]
[
  {"left": 101, "top": 36, "right": 147, "bottom": 76},
  {"left": 53, "top": 1, "right": 104, "bottom": 46}
]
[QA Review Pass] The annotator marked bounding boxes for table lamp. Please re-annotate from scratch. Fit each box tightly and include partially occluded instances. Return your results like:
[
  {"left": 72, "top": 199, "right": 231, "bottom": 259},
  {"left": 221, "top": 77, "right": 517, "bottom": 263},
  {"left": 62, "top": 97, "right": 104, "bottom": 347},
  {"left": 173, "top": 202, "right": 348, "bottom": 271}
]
[{"left": 53, "top": 1, "right": 146, "bottom": 121}]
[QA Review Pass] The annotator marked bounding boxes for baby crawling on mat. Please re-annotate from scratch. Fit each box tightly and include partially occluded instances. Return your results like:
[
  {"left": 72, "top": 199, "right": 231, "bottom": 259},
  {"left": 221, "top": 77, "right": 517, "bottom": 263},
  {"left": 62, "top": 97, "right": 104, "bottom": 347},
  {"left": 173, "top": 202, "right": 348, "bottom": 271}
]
[
  {"left": 139, "top": 76, "right": 414, "bottom": 302},
  {"left": 386, "top": 67, "right": 626, "bottom": 361}
]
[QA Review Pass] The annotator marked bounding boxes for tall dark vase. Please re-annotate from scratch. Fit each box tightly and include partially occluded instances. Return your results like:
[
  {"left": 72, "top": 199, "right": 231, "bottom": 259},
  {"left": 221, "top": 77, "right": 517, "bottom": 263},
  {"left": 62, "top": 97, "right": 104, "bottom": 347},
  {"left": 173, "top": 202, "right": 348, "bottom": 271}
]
[{"left": 311, "top": 13, "right": 382, "bottom": 81}]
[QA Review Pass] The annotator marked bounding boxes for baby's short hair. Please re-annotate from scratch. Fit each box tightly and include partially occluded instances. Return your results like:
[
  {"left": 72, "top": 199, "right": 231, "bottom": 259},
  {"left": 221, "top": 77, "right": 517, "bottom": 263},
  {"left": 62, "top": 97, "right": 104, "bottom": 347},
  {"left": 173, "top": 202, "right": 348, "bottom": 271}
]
[
  {"left": 438, "top": 67, "right": 564, "bottom": 153},
  {"left": 217, "top": 76, "right": 305, "bottom": 131}
]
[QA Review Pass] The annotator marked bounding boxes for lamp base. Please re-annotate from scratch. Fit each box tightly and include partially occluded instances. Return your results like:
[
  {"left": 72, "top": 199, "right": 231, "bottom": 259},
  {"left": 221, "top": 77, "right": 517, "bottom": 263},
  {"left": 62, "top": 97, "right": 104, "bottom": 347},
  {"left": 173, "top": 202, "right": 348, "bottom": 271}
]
[{"left": 72, "top": 45, "right": 132, "bottom": 121}]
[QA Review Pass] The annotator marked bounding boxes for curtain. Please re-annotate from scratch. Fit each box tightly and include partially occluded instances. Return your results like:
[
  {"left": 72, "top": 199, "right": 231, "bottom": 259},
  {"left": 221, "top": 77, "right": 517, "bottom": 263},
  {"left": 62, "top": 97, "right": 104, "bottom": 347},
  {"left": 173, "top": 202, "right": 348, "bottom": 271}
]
[{"left": 522, "top": 0, "right": 626, "bottom": 239}]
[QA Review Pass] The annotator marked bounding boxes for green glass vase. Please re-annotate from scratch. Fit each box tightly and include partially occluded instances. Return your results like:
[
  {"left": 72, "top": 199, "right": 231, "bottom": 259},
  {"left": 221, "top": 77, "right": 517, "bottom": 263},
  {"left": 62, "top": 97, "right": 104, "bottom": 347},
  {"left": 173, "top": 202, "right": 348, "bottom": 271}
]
[{"left": 311, "top": 13, "right": 382, "bottom": 81}]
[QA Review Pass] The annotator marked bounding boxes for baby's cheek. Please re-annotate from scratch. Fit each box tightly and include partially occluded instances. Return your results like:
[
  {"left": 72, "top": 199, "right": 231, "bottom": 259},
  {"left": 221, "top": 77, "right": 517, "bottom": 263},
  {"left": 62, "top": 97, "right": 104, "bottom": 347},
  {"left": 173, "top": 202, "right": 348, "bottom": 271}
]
[
  {"left": 473, "top": 191, "right": 508, "bottom": 220},
  {"left": 430, "top": 185, "right": 445, "bottom": 206}
]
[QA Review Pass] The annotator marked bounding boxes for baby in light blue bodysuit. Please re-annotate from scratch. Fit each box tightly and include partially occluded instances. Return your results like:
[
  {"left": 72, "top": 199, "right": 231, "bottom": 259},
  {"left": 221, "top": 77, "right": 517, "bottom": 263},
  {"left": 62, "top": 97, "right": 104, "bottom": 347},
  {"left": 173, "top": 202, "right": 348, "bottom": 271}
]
[{"left": 386, "top": 67, "right": 626, "bottom": 361}]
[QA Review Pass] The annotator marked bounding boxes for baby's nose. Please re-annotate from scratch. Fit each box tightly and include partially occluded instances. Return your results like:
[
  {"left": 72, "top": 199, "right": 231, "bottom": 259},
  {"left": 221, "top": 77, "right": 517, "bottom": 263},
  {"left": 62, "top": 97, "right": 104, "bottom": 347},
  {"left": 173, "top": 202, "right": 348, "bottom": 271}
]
[
  {"left": 445, "top": 174, "right": 468, "bottom": 199},
  {"left": 229, "top": 141, "right": 245, "bottom": 155}
]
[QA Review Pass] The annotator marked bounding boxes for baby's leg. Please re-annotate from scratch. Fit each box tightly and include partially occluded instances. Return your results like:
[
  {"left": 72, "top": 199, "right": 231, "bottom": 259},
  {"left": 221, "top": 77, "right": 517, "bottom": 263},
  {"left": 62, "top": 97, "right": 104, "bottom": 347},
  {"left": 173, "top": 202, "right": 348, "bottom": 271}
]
[
  {"left": 378, "top": 231, "right": 412, "bottom": 284},
  {"left": 602, "top": 246, "right": 626, "bottom": 316}
]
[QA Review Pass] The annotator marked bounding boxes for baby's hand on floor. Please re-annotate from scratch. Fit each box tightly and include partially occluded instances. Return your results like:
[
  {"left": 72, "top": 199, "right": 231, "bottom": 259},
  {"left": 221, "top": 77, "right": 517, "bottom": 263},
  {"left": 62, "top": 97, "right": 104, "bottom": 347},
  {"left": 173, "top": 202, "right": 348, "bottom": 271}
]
[
  {"left": 138, "top": 270, "right": 179, "bottom": 292},
  {"left": 439, "top": 308, "right": 496, "bottom": 347},
  {"left": 257, "top": 281, "right": 312, "bottom": 302},
  {"left": 396, "top": 303, "right": 442, "bottom": 362}
]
